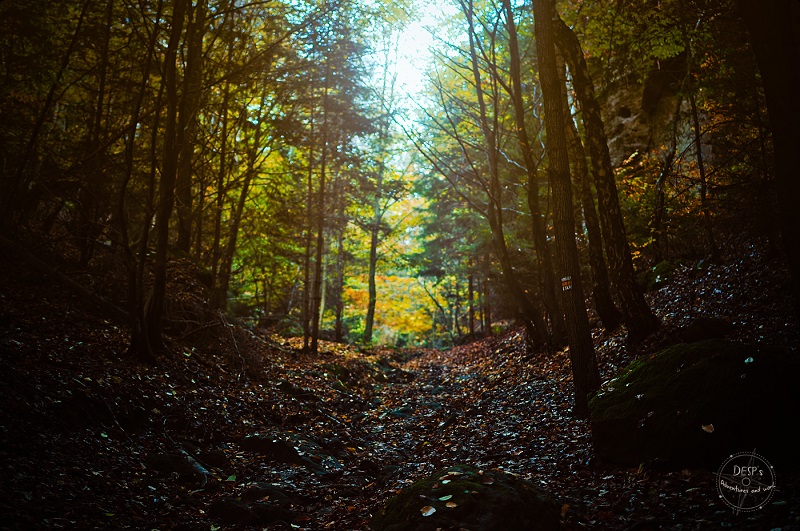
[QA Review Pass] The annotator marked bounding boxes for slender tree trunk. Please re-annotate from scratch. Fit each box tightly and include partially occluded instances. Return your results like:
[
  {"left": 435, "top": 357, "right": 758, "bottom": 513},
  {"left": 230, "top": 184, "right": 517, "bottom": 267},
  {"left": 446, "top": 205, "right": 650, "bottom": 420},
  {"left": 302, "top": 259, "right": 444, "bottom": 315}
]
[
  {"left": 462, "top": 0, "right": 546, "bottom": 346},
  {"left": 146, "top": 0, "right": 189, "bottom": 347},
  {"left": 564, "top": 106, "right": 622, "bottom": 331},
  {"left": 363, "top": 216, "right": 380, "bottom": 343},
  {"left": 211, "top": 94, "right": 268, "bottom": 311},
  {"left": 119, "top": 0, "right": 164, "bottom": 364},
  {"left": 503, "top": 0, "right": 566, "bottom": 346},
  {"left": 735, "top": 0, "right": 800, "bottom": 314},
  {"left": 310, "top": 77, "right": 330, "bottom": 354},
  {"left": 302, "top": 113, "right": 315, "bottom": 350},
  {"left": 2, "top": 0, "right": 91, "bottom": 228},
  {"left": 554, "top": 16, "right": 659, "bottom": 344},
  {"left": 651, "top": 95, "right": 683, "bottom": 264},
  {"left": 334, "top": 225, "right": 346, "bottom": 342},
  {"left": 175, "top": 0, "right": 207, "bottom": 254},
  {"left": 210, "top": 82, "right": 230, "bottom": 301},
  {"left": 534, "top": 0, "right": 600, "bottom": 419},
  {"left": 77, "top": 0, "right": 114, "bottom": 266},
  {"left": 687, "top": 85, "right": 719, "bottom": 262},
  {"left": 483, "top": 276, "right": 492, "bottom": 336},
  {"left": 468, "top": 269, "right": 475, "bottom": 336}
]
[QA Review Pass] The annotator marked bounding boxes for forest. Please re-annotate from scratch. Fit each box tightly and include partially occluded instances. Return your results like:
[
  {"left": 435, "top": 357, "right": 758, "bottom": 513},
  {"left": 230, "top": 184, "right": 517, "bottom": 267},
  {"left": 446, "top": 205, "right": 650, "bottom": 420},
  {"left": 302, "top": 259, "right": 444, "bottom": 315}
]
[{"left": 1, "top": 0, "right": 799, "bottom": 528}]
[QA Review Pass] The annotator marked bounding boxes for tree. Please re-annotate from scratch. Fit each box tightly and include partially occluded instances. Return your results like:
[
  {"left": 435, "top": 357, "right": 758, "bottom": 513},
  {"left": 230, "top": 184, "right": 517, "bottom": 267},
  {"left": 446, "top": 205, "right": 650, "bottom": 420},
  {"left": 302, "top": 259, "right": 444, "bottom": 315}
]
[
  {"left": 446, "top": 0, "right": 547, "bottom": 347},
  {"left": 145, "top": 0, "right": 190, "bottom": 349},
  {"left": 734, "top": 0, "right": 800, "bottom": 313},
  {"left": 553, "top": 15, "right": 659, "bottom": 344},
  {"left": 533, "top": 0, "right": 600, "bottom": 418},
  {"left": 502, "top": 0, "right": 566, "bottom": 346}
]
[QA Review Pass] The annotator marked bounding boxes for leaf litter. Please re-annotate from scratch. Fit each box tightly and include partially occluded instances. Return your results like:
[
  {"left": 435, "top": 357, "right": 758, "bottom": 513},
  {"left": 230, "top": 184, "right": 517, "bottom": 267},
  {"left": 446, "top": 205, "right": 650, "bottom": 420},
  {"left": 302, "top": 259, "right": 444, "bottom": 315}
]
[{"left": 0, "top": 236, "right": 798, "bottom": 529}]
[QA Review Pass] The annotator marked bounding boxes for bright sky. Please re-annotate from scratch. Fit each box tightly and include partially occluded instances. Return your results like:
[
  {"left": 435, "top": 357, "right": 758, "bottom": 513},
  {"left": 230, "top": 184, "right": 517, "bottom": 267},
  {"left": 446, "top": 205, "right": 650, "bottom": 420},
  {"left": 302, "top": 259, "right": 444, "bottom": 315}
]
[{"left": 389, "top": 2, "right": 457, "bottom": 100}]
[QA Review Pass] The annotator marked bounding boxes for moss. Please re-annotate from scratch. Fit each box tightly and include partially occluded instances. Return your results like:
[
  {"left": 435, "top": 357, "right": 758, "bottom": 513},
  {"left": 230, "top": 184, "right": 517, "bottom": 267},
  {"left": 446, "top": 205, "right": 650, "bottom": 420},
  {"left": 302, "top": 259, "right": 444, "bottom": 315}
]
[
  {"left": 589, "top": 340, "right": 800, "bottom": 468},
  {"left": 370, "top": 464, "right": 559, "bottom": 531},
  {"left": 636, "top": 260, "right": 678, "bottom": 291}
]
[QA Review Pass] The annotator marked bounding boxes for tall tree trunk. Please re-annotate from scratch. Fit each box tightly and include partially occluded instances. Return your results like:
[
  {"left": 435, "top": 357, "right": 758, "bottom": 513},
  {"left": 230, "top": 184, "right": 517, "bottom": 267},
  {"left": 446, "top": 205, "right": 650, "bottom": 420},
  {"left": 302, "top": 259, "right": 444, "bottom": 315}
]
[
  {"left": 146, "top": 0, "right": 189, "bottom": 348},
  {"left": 175, "top": 0, "right": 207, "bottom": 254},
  {"left": 363, "top": 211, "right": 380, "bottom": 343},
  {"left": 302, "top": 108, "right": 315, "bottom": 351},
  {"left": 462, "top": 0, "right": 546, "bottom": 346},
  {"left": 119, "top": 0, "right": 164, "bottom": 364},
  {"left": 333, "top": 224, "right": 346, "bottom": 343},
  {"left": 2, "top": 0, "right": 91, "bottom": 228},
  {"left": 210, "top": 81, "right": 230, "bottom": 303},
  {"left": 211, "top": 95, "right": 268, "bottom": 312},
  {"left": 483, "top": 276, "right": 491, "bottom": 336},
  {"left": 503, "top": 0, "right": 566, "bottom": 347},
  {"left": 534, "top": 0, "right": 600, "bottom": 419},
  {"left": 687, "top": 81, "right": 719, "bottom": 262},
  {"left": 554, "top": 16, "right": 659, "bottom": 344},
  {"left": 77, "top": 0, "right": 115, "bottom": 266},
  {"left": 735, "top": 0, "right": 800, "bottom": 314},
  {"left": 310, "top": 76, "right": 330, "bottom": 354},
  {"left": 651, "top": 95, "right": 683, "bottom": 264},
  {"left": 563, "top": 104, "right": 622, "bottom": 332},
  {"left": 468, "top": 268, "right": 475, "bottom": 336}
]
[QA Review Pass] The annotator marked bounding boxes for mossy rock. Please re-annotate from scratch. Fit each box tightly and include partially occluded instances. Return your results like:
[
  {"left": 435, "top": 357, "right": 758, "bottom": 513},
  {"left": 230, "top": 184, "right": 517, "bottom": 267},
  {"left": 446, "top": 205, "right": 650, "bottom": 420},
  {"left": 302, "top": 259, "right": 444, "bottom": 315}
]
[
  {"left": 673, "top": 316, "right": 736, "bottom": 344},
  {"left": 589, "top": 340, "right": 800, "bottom": 468},
  {"left": 636, "top": 260, "right": 677, "bottom": 291},
  {"left": 370, "top": 464, "right": 560, "bottom": 531}
]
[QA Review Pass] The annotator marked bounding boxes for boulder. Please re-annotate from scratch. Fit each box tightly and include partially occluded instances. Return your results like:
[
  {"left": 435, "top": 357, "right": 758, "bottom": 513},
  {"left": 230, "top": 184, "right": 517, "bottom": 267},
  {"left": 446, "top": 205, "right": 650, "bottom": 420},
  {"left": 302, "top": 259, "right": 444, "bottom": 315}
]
[
  {"left": 370, "top": 464, "right": 560, "bottom": 531},
  {"left": 589, "top": 340, "right": 800, "bottom": 468},
  {"left": 673, "top": 316, "right": 735, "bottom": 344},
  {"left": 636, "top": 260, "right": 677, "bottom": 291}
]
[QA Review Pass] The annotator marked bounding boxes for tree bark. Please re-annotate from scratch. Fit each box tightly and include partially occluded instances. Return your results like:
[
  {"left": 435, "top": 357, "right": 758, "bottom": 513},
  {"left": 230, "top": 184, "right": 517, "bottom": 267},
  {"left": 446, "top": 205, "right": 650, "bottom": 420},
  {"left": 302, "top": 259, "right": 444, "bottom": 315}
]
[
  {"left": 687, "top": 76, "right": 720, "bottom": 263},
  {"left": 563, "top": 104, "right": 622, "bottom": 332},
  {"left": 462, "top": 0, "right": 546, "bottom": 346},
  {"left": 736, "top": 1, "right": 800, "bottom": 314},
  {"left": 503, "top": 0, "right": 566, "bottom": 347},
  {"left": 2, "top": 0, "right": 92, "bottom": 228},
  {"left": 534, "top": 0, "right": 600, "bottom": 419},
  {"left": 175, "top": 0, "right": 207, "bottom": 254},
  {"left": 553, "top": 16, "right": 659, "bottom": 344},
  {"left": 310, "top": 72, "right": 330, "bottom": 354},
  {"left": 146, "top": 0, "right": 189, "bottom": 348}
]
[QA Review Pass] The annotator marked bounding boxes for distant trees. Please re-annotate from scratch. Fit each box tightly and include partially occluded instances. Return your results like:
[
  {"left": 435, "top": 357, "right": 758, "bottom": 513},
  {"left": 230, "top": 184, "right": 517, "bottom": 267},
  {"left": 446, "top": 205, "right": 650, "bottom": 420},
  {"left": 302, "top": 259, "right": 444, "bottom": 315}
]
[
  {"left": 0, "top": 0, "right": 793, "bottom": 365},
  {"left": 0, "top": 0, "right": 386, "bottom": 357}
]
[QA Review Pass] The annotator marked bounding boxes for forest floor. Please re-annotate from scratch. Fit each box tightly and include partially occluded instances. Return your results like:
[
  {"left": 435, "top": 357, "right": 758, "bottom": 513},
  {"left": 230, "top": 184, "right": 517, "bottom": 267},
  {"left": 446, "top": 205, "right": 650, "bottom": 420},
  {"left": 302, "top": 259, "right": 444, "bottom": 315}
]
[{"left": 1, "top": 234, "right": 799, "bottom": 530}]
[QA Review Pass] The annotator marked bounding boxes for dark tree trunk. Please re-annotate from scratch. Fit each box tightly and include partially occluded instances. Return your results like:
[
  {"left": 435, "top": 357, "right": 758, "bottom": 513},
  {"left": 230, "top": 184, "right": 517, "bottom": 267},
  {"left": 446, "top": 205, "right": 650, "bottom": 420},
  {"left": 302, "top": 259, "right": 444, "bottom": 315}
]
[
  {"left": 503, "top": 0, "right": 566, "bottom": 347},
  {"left": 554, "top": 16, "right": 659, "bottom": 344},
  {"left": 175, "top": 0, "right": 207, "bottom": 254},
  {"left": 310, "top": 74, "right": 330, "bottom": 354},
  {"left": 145, "top": 0, "right": 188, "bottom": 348},
  {"left": 468, "top": 269, "right": 475, "bottom": 336},
  {"left": 736, "top": 1, "right": 800, "bottom": 314},
  {"left": 119, "top": 0, "right": 164, "bottom": 364},
  {"left": 534, "top": 0, "right": 600, "bottom": 419},
  {"left": 462, "top": 0, "right": 546, "bottom": 347},
  {"left": 563, "top": 105, "right": 622, "bottom": 332},
  {"left": 2, "top": 0, "right": 91, "bottom": 228},
  {"left": 76, "top": 0, "right": 115, "bottom": 267},
  {"left": 650, "top": 96, "right": 682, "bottom": 264}
]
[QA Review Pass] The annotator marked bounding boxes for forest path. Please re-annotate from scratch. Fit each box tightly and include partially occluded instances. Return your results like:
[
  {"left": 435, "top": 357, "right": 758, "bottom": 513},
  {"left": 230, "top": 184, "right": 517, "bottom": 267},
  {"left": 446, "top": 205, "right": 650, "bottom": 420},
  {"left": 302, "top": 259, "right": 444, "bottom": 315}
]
[{"left": 2, "top": 236, "right": 799, "bottom": 529}]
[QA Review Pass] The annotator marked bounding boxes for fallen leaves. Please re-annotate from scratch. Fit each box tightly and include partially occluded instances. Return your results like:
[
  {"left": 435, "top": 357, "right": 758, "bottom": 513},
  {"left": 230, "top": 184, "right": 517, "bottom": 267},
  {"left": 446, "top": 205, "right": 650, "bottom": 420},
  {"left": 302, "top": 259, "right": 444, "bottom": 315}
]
[{"left": 2, "top": 236, "right": 799, "bottom": 530}]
